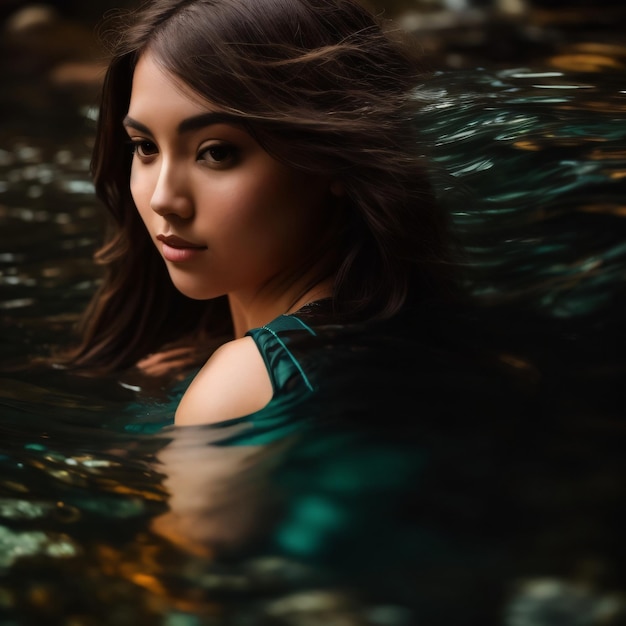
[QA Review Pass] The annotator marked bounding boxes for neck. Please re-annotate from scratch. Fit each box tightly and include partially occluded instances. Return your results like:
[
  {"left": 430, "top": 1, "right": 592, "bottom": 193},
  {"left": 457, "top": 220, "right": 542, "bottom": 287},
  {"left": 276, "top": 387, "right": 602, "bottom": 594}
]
[{"left": 228, "top": 277, "right": 334, "bottom": 338}]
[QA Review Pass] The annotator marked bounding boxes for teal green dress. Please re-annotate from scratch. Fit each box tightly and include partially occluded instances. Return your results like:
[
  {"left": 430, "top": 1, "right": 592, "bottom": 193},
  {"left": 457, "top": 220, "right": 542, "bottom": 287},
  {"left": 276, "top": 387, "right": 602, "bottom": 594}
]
[
  {"left": 246, "top": 314, "right": 318, "bottom": 397},
  {"left": 209, "top": 312, "right": 322, "bottom": 445},
  {"left": 122, "top": 312, "right": 323, "bottom": 437}
]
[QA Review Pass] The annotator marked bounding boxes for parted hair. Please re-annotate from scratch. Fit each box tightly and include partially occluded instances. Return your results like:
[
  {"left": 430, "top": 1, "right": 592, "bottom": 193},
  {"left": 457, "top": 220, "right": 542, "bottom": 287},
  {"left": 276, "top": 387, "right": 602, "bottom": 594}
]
[{"left": 66, "top": 0, "right": 455, "bottom": 372}]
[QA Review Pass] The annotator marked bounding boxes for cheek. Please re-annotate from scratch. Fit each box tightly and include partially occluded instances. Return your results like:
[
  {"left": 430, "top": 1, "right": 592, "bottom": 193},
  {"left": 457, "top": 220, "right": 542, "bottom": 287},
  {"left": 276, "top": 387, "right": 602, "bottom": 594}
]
[
  {"left": 129, "top": 164, "right": 141, "bottom": 206},
  {"left": 129, "top": 165, "right": 152, "bottom": 220},
  {"left": 207, "top": 177, "right": 278, "bottom": 234}
]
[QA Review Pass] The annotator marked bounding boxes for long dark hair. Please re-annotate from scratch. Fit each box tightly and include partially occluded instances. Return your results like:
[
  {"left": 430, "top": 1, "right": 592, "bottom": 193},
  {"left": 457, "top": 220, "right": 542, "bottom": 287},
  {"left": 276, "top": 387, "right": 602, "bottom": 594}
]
[{"left": 65, "top": 0, "right": 456, "bottom": 373}]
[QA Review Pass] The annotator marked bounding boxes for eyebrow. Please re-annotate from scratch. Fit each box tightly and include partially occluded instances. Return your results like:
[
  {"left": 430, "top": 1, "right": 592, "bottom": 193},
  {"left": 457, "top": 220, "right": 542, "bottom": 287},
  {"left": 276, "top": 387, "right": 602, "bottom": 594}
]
[{"left": 122, "top": 112, "right": 246, "bottom": 135}]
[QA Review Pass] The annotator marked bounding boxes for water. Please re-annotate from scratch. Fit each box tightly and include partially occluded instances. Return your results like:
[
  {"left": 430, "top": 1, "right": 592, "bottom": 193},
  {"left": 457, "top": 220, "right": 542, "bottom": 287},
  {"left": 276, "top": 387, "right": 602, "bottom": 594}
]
[{"left": 0, "top": 60, "right": 625, "bottom": 624}]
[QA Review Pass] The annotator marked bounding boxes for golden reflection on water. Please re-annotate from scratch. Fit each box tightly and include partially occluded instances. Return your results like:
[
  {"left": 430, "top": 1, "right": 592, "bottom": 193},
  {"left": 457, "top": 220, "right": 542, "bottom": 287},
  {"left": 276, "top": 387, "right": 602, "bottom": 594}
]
[
  {"left": 513, "top": 140, "right": 542, "bottom": 151},
  {"left": 549, "top": 53, "right": 625, "bottom": 73},
  {"left": 548, "top": 42, "right": 626, "bottom": 74},
  {"left": 1, "top": 480, "right": 29, "bottom": 493},
  {"left": 513, "top": 136, "right": 609, "bottom": 152},
  {"left": 588, "top": 149, "right": 626, "bottom": 161},
  {"left": 579, "top": 203, "right": 626, "bottom": 217}
]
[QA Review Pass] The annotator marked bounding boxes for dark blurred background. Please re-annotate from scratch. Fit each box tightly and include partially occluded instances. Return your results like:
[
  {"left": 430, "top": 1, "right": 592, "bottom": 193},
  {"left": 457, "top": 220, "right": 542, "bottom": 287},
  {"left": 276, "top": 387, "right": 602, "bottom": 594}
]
[{"left": 1, "top": 0, "right": 625, "bottom": 102}]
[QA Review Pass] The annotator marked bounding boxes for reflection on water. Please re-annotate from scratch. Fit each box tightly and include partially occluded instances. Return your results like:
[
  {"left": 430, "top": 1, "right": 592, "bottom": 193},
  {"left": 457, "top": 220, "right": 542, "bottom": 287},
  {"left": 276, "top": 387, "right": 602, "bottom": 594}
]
[
  {"left": 0, "top": 61, "right": 625, "bottom": 624},
  {"left": 417, "top": 67, "right": 626, "bottom": 321}
]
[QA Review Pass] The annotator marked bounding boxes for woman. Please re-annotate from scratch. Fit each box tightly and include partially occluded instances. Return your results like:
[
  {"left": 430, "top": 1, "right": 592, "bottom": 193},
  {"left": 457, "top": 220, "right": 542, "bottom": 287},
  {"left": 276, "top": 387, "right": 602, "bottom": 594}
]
[{"left": 64, "top": 0, "right": 456, "bottom": 425}]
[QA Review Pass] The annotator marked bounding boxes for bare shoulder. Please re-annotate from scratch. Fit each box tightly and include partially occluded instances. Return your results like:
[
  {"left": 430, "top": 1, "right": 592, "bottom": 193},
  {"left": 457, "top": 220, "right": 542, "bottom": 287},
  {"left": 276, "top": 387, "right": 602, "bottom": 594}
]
[{"left": 175, "top": 336, "right": 272, "bottom": 426}]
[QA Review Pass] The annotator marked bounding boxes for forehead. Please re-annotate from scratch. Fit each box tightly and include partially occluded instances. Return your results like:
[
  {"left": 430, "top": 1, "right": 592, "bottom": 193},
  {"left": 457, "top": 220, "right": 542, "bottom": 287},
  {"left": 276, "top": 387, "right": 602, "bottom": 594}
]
[
  {"left": 125, "top": 51, "right": 256, "bottom": 141},
  {"left": 128, "top": 52, "right": 219, "bottom": 116}
]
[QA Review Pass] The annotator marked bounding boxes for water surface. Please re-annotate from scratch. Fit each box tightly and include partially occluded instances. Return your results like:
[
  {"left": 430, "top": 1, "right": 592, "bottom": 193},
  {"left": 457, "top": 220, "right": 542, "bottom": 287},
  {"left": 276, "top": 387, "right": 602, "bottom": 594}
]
[{"left": 0, "top": 62, "right": 625, "bottom": 625}]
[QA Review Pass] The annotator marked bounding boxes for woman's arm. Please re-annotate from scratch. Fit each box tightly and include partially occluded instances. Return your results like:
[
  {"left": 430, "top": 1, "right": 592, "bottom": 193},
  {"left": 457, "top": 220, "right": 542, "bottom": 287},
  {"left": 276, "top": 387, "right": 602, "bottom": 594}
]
[{"left": 175, "top": 337, "right": 273, "bottom": 426}]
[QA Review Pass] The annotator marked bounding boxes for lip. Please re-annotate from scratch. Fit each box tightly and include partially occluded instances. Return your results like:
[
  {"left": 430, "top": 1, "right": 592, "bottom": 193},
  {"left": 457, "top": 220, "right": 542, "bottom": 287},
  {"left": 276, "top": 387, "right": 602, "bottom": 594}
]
[
  {"left": 156, "top": 234, "right": 207, "bottom": 263},
  {"left": 157, "top": 234, "right": 205, "bottom": 248}
]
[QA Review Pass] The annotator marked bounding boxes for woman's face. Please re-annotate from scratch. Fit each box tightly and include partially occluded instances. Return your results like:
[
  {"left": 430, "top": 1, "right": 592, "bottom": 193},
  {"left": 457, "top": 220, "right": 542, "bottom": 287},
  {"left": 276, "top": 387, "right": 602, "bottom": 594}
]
[{"left": 125, "top": 52, "right": 334, "bottom": 307}]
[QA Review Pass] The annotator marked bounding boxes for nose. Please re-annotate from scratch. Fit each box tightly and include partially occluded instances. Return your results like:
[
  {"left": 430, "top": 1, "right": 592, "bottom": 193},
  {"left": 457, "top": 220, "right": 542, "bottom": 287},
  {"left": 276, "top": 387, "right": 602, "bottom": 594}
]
[{"left": 149, "top": 159, "right": 194, "bottom": 220}]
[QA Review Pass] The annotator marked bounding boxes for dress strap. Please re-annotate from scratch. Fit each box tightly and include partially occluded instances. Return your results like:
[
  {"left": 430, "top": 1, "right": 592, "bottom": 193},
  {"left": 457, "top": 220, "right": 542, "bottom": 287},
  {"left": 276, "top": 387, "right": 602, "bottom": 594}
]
[{"left": 246, "top": 315, "right": 317, "bottom": 395}]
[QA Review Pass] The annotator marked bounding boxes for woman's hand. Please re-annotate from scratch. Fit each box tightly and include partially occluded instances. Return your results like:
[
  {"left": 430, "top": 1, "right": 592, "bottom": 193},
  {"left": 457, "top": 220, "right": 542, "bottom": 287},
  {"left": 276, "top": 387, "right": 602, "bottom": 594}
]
[{"left": 136, "top": 347, "right": 199, "bottom": 378}]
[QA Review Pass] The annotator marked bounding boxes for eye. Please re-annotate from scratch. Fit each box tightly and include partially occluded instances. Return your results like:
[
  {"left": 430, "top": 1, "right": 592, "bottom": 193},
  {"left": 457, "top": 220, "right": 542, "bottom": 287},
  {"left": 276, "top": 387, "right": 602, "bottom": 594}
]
[
  {"left": 198, "top": 143, "right": 238, "bottom": 166},
  {"left": 129, "top": 140, "right": 158, "bottom": 158}
]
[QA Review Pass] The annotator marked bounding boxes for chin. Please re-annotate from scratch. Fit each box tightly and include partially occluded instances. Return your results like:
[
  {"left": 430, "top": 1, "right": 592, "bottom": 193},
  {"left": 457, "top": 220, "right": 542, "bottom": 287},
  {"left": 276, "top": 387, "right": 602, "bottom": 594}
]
[
  {"left": 174, "top": 286, "right": 221, "bottom": 301},
  {"left": 168, "top": 276, "right": 222, "bottom": 302}
]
